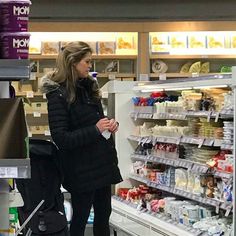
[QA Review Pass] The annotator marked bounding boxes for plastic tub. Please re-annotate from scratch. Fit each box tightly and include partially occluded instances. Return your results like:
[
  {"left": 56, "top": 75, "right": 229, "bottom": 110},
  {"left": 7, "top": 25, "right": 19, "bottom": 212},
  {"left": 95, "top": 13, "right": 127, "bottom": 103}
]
[
  {"left": 0, "top": 0, "right": 31, "bottom": 32},
  {"left": 0, "top": 32, "right": 30, "bottom": 59}
]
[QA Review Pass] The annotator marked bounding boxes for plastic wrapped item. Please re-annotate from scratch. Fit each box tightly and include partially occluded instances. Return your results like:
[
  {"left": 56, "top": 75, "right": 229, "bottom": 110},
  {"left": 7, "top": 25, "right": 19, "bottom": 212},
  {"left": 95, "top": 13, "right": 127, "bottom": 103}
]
[{"left": 175, "top": 168, "right": 188, "bottom": 191}]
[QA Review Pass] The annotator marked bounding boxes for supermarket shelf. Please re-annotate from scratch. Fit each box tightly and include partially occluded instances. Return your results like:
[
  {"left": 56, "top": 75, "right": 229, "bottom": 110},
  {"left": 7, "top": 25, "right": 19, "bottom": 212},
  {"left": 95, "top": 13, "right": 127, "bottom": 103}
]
[
  {"left": 128, "top": 135, "right": 223, "bottom": 147},
  {"left": 28, "top": 133, "right": 51, "bottom": 141},
  {"left": 130, "top": 110, "right": 233, "bottom": 120},
  {"left": 29, "top": 54, "right": 137, "bottom": 60},
  {"left": 214, "top": 171, "right": 233, "bottom": 179},
  {"left": 131, "top": 154, "right": 233, "bottom": 178},
  {"left": 129, "top": 174, "right": 222, "bottom": 208},
  {"left": 17, "top": 91, "right": 46, "bottom": 98},
  {"left": 97, "top": 73, "right": 136, "bottom": 78},
  {"left": 26, "top": 112, "right": 48, "bottom": 116},
  {"left": 0, "top": 159, "right": 30, "bottom": 179},
  {"left": 131, "top": 154, "right": 208, "bottom": 174},
  {"left": 150, "top": 72, "right": 231, "bottom": 78},
  {"left": 36, "top": 72, "right": 136, "bottom": 80},
  {"left": 111, "top": 196, "right": 202, "bottom": 236},
  {"left": 0, "top": 59, "right": 30, "bottom": 81},
  {"left": 150, "top": 54, "right": 236, "bottom": 59},
  {"left": 221, "top": 144, "right": 233, "bottom": 150},
  {"left": 133, "top": 74, "right": 232, "bottom": 93}
]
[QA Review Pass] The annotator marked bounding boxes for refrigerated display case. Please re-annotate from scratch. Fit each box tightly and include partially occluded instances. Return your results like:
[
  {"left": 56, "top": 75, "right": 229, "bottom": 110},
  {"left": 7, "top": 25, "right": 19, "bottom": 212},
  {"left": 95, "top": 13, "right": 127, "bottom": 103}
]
[{"left": 109, "top": 72, "right": 235, "bottom": 236}]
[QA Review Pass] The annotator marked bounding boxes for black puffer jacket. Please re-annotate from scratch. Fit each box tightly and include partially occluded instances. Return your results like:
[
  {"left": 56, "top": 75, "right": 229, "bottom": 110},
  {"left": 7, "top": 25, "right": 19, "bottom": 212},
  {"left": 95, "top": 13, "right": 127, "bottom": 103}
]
[{"left": 41, "top": 75, "right": 123, "bottom": 193}]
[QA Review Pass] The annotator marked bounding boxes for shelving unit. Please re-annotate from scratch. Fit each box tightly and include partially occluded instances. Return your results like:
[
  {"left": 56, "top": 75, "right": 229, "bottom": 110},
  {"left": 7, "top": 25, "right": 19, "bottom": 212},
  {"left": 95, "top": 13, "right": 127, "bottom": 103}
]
[
  {"left": 28, "top": 54, "right": 137, "bottom": 84},
  {"left": 0, "top": 60, "right": 30, "bottom": 232},
  {"left": 109, "top": 74, "right": 235, "bottom": 236},
  {"left": 150, "top": 55, "right": 236, "bottom": 59}
]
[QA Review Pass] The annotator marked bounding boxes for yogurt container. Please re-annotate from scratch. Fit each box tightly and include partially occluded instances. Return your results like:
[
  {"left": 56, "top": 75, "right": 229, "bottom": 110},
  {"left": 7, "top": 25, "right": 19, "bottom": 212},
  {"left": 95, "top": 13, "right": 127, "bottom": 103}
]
[
  {"left": 0, "top": 32, "right": 30, "bottom": 59},
  {"left": 0, "top": 0, "right": 31, "bottom": 32}
]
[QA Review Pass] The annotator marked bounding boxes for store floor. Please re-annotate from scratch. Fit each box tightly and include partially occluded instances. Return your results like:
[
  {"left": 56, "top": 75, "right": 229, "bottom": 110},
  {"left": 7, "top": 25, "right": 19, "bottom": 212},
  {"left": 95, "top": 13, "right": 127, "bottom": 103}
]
[{"left": 84, "top": 226, "right": 127, "bottom": 236}]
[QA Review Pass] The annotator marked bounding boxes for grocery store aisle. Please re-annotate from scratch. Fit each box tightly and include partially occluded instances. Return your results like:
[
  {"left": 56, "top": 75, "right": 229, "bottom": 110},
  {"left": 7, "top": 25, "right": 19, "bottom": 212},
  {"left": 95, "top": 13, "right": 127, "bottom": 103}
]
[{"left": 82, "top": 226, "right": 116, "bottom": 236}]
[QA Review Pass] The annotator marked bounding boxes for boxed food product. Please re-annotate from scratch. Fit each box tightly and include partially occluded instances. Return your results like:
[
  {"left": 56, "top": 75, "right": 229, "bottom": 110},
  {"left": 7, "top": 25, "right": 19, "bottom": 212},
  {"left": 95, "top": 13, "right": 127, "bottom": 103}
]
[
  {"left": 41, "top": 41, "right": 59, "bottom": 55},
  {"left": 150, "top": 33, "right": 169, "bottom": 52},
  {"left": 231, "top": 35, "right": 236, "bottom": 48},
  {"left": 169, "top": 34, "right": 187, "bottom": 49},
  {"left": 97, "top": 41, "right": 115, "bottom": 55},
  {"left": 29, "top": 38, "right": 41, "bottom": 54},
  {"left": 207, "top": 35, "right": 224, "bottom": 49},
  {"left": 188, "top": 34, "right": 206, "bottom": 49},
  {"left": 116, "top": 35, "right": 137, "bottom": 55}
]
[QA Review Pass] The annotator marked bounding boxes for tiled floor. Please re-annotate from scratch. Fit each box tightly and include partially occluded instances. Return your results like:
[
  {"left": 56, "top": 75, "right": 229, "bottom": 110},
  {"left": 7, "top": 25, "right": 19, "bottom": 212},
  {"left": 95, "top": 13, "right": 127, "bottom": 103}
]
[{"left": 76, "top": 226, "right": 116, "bottom": 236}]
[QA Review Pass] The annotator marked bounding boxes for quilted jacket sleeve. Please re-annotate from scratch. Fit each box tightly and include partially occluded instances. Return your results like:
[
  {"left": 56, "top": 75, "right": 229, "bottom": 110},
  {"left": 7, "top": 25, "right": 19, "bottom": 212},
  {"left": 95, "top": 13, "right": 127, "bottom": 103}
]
[{"left": 47, "top": 90, "right": 101, "bottom": 150}]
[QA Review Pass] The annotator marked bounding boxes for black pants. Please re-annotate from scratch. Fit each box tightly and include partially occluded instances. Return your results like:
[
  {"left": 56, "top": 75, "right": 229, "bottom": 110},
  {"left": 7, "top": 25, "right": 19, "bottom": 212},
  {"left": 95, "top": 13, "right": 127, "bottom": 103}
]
[{"left": 70, "top": 185, "right": 111, "bottom": 236}]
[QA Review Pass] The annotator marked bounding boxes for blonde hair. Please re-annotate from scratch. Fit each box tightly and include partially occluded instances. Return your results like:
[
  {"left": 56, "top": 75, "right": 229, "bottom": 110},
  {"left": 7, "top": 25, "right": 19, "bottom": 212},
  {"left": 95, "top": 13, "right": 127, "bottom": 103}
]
[{"left": 51, "top": 41, "right": 99, "bottom": 104}]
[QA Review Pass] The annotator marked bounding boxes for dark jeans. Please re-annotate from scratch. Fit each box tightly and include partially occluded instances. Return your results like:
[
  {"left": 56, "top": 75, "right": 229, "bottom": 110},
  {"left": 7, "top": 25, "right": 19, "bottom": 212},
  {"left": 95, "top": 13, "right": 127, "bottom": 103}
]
[{"left": 70, "top": 185, "right": 112, "bottom": 236}]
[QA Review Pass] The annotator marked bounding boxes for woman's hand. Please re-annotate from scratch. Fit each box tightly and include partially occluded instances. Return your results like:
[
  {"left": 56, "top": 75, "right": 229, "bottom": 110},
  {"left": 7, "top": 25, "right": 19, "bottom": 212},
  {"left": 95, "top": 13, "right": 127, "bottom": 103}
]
[
  {"left": 108, "top": 118, "right": 119, "bottom": 133},
  {"left": 96, "top": 118, "right": 111, "bottom": 133}
]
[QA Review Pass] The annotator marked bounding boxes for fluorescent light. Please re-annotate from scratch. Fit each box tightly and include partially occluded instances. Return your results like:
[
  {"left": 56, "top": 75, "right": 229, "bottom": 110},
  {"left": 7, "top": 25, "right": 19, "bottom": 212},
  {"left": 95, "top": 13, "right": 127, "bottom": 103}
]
[{"left": 193, "top": 85, "right": 228, "bottom": 89}]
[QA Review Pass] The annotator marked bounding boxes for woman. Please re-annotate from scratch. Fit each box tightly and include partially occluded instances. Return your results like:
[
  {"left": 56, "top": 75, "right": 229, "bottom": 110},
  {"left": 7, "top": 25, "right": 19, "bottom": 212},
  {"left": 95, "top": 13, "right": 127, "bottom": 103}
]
[{"left": 41, "top": 41, "right": 123, "bottom": 236}]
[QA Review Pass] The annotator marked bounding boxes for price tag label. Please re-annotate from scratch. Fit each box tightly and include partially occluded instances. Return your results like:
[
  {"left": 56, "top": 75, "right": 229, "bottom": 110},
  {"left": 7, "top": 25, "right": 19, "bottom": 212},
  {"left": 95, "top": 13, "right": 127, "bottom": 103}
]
[
  {"left": 44, "top": 130, "right": 51, "bottom": 136},
  {"left": 26, "top": 91, "right": 34, "bottom": 98},
  {"left": 175, "top": 138, "right": 181, "bottom": 145},
  {"left": 159, "top": 73, "right": 166, "bottom": 81},
  {"left": 0, "top": 167, "right": 18, "bottom": 178},
  {"left": 30, "top": 72, "right": 36, "bottom": 80},
  {"left": 215, "top": 112, "right": 220, "bottom": 122},
  {"left": 43, "top": 93, "right": 47, "bottom": 99},
  {"left": 141, "top": 137, "right": 149, "bottom": 144},
  {"left": 204, "top": 139, "right": 214, "bottom": 146},
  {"left": 33, "top": 112, "right": 41, "bottom": 117},
  {"left": 225, "top": 206, "right": 232, "bottom": 217},
  {"left": 108, "top": 74, "right": 116, "bottom": 80},
  {"left": 214, "top": 139, "right": 222, "bottom": 147},
  {"left": 192, "top": 72, "right": 199, "bottom": 77},
  {"left": 139, "top": 74, "right": 149, "bottom": 81},
  {"left": 198, "top": 139, "right": 204, "bottom": 148},
  {"left": 146, "top": 137, "right": 152, "bottom": 143}
]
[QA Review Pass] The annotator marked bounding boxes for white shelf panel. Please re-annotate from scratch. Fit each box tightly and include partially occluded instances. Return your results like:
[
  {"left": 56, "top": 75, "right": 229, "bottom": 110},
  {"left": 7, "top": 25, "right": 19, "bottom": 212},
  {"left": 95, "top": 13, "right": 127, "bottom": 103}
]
[
  {"left": 128, "top": 135, "right": 223, "bottom": 147},
  {"left": 0, "top": 159, "right": 30, "bottom": 179},
  {"left": 133, "top": 75, "right": 232, "bottom": 92},
  {"left": 130, "top": 110, "right": 234, "bottom": 120}
]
